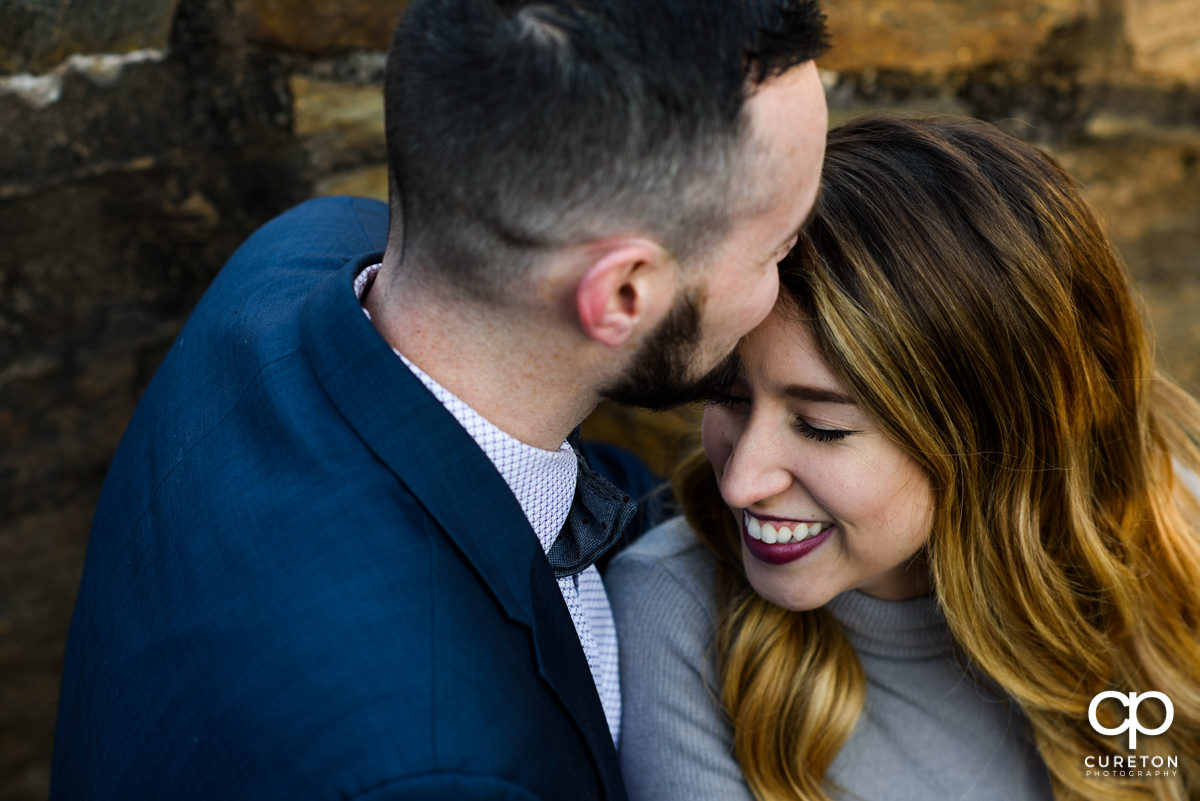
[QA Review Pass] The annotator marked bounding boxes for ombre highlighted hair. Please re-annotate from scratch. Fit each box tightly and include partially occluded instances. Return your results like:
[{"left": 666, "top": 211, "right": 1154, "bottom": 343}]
[{"left": 681, "top": 115, "right": 1200, "bottom": 801}]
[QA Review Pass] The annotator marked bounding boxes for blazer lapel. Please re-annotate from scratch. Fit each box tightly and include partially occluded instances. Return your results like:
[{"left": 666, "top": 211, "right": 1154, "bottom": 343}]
[
  {"left": 300, "top": 257, "right": 626, "bottom": 800},
  {"left": 527, "top": 568, "right": 627, "bottom": 800}
]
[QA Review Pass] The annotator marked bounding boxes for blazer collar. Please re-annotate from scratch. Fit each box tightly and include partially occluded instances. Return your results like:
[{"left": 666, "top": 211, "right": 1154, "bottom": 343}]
[{"left": 299, "top": 256, "right": 626, "bottom": 800}]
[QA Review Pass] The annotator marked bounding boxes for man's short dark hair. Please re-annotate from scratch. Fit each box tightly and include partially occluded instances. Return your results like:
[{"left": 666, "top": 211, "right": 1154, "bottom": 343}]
[{"left": 385, "top": 0, "right": 829, "bottom": 298}]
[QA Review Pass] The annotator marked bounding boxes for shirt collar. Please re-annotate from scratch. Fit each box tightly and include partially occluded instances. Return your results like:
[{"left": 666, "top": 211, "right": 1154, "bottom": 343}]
[{"left": 354, "top": 263, "right": 578, "bottom": 552}]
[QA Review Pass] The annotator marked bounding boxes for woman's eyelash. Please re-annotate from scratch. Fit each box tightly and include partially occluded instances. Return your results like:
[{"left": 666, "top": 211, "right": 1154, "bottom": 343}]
[
  {"left": 793, "top": 417, "right": 857, "bottom": 443},
  {"left": 709, "top": 396, "right": 859, "bottom": 443}
]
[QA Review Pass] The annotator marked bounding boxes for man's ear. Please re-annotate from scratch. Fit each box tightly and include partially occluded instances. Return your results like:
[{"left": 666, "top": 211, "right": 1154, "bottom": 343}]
[{"left": 575, "top": 239, "right": 676, "bottom": 348}]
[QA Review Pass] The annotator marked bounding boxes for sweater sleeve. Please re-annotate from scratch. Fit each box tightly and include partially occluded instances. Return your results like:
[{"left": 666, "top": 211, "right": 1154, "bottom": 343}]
[{"left": 605, "top": 519, "right": 755, "bottom": 801}]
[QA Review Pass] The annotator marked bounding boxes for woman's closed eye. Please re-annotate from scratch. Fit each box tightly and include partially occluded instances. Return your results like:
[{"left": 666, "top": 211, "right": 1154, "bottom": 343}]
[
  {"left": 706, "top": 394, "right": 860, "bottom": 443},
  {"left": 793, "top": 416, "right": 859, "bottom": 443}
]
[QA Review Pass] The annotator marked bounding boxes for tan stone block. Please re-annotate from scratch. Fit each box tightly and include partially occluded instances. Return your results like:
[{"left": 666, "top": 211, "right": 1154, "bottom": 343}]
[
  {"left": 291, "top": 76, "right": 386, "bottom": 172},
  {"left": 821, "top": 0, "right": 1094, "bottom": 74},
  {"left": 1144, "top": 280, "right": 1200, "bottom": 392},
  {"left": 313, "top": 163, "right": 389, "bottom": 201},
  {"left": 239, "top": 0, "right": 410, "bottom": 53},
  {"left": 1048, "top": 138, "right": 1200, "bottom": 259},
  {"left": 292, "top": 76, "right": 384, "bottom": 138},
  {"left": 1123, "top": 0, "right": 1200, "bottom": 85}
]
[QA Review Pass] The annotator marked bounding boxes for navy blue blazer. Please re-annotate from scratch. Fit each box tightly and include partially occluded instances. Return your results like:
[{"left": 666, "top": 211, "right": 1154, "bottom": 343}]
[{"left": 52, "top": 196, "right": 630, "bottom": 800}]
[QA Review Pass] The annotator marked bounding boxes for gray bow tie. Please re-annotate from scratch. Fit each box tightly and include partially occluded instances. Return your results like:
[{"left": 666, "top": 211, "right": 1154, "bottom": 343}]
[{"left": 546, "top": 442, "right": 638, "bottom": 579}]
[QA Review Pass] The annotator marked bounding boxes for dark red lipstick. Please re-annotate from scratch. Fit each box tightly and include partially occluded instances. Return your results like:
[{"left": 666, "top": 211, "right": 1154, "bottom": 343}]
[{"left": 742, "top": 512, "right": 834, "bottom": 565}]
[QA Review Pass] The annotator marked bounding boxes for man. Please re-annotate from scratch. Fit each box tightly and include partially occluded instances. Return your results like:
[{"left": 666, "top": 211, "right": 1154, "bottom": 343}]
[{"left": 51, "top": 1, "right": 829, "bottom": 798}]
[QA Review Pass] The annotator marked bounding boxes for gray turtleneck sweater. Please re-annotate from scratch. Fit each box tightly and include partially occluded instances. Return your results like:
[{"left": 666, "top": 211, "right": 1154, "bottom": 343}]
[{"left": 605, "top": 516, "right": 1054, "bottom": 801}]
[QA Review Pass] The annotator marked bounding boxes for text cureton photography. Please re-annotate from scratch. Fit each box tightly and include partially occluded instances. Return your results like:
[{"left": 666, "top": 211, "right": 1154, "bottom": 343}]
[{"left": 1084, "top": 691, "right": 1179, "bottom": 780}]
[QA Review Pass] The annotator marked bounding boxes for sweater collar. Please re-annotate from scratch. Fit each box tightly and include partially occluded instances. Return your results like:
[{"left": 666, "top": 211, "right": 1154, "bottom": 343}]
[{"left": 826, "top": 590, "right": 953, "bottom": 660}]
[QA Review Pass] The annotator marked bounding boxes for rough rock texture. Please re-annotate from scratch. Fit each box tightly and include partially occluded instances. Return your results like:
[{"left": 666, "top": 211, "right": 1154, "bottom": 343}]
[
  {"left": 0, "top": 2, "right": 308, "bottom": 797},
  {"left": 1123, "top": 0, "right": 1200, "bottom": 84},
  {"left": 0, "top": 0, "right": 180, "bottom": 74},
  {"left": 1, "top": 0, "right": 1198, "bottom": 798},
  {"left": 822, "top": 0, "right": 1096, "bottom": 74},
  {"left": 292, "top": 74, "right": 386, "bottom": 174},
  {"left": 238, "top": 0, "right": 410, "bottom": 53}
]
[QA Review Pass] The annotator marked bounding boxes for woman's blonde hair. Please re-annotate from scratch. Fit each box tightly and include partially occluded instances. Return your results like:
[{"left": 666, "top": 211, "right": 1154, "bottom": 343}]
[{"left": 682, "top": 115, "right": 1200, "bottom": 801}]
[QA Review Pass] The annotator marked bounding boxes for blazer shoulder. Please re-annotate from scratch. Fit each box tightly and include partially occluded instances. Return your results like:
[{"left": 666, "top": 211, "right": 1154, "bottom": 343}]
[
  {"left": 229, "top": 195, "right": 388, "bottom": 268},
  {"left": 91, "top": 197, "right": 391, "bottom": 555}
]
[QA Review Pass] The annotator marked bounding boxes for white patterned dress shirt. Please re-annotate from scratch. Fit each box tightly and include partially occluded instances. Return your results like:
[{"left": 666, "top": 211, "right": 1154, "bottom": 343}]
[{"left": 355, "top": 264, "right": 621, "bottom": 743}]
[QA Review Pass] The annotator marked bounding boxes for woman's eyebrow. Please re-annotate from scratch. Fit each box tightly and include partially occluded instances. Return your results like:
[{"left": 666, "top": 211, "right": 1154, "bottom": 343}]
[{"left": 782, "top": 384, "right": 856, "bottom": 405}]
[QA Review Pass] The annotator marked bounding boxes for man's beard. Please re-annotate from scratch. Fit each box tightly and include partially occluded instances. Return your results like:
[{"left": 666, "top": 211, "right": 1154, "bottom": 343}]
[{"left": 600, "top": 288, "right": 741, "bottom": 411}]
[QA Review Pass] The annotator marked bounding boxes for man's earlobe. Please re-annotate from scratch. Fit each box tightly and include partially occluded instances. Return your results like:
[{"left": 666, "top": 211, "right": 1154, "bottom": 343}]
[{"left": 575, "top": 240, "right": 671, "bottom": 348}]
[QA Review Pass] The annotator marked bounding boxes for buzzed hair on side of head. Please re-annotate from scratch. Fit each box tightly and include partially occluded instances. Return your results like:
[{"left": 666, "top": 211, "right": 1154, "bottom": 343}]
[{"left": 384, "top": 0, "right": 829, "bottom": 300}]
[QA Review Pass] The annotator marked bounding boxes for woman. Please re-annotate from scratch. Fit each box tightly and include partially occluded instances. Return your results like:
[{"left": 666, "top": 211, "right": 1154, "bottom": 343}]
[{"left": 607, "top": 115, "right": 1200, "bottom": 801}]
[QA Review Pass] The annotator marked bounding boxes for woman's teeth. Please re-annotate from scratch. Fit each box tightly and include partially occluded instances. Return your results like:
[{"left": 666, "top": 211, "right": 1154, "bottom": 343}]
[{"left": 744, "top": 512, "right": 828, "bottom": 544}]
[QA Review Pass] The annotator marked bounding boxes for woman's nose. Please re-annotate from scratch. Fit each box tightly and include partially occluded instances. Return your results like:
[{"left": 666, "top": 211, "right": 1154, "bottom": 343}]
[{"left": 715, "top": 418, "right": 794, "bottom": 511}]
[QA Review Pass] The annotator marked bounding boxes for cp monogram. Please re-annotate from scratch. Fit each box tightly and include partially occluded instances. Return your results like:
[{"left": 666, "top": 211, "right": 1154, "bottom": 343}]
[{"left": 1088, "top": 691, "right": 1174, "bottom": 749}]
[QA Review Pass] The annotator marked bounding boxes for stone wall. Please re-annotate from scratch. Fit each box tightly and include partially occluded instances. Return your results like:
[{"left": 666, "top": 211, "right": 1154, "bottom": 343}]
[{"left": 2, "top": 0, "right": 1198, "bottom": 797}]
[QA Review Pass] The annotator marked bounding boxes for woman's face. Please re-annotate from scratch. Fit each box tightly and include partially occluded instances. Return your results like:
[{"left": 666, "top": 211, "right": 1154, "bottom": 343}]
[{"left": 701, "top": 308, "right": 935, "bottom": 610}]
